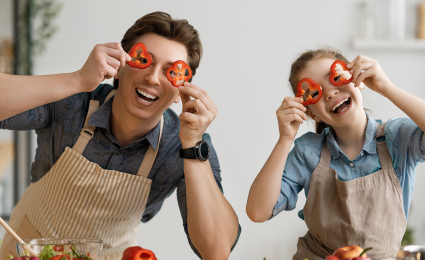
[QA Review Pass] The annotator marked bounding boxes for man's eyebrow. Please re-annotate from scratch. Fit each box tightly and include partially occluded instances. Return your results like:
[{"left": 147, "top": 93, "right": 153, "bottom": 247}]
[{"left": 149, "top": 53, "right": 174, "bottom": 67}]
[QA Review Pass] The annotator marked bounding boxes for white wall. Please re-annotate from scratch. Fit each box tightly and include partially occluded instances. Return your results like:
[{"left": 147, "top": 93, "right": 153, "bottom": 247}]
[{"left": 29, "top": 0, "right": 425, "bottom": 259}]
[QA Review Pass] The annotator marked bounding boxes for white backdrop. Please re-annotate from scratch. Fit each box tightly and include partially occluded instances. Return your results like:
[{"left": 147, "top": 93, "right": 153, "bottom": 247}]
[{"left": 19, "top": 0, "right": 425, "bottom": 259}]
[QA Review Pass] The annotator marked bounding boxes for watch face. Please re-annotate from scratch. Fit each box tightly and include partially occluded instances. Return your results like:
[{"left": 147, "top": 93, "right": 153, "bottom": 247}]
[{"left": 199, "top": 142, "right": 210, "bottom": 160}]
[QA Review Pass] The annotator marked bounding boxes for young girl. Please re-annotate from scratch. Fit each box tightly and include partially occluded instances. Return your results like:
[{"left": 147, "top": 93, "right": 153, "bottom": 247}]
[{"left": 246, "top": 48, "right": 425, "bottom": 260}]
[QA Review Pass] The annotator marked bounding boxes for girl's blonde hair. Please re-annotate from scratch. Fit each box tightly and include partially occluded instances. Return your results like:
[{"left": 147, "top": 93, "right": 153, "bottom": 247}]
[{"left": 288, "top": 47, "right": 349, "bottom": 134}]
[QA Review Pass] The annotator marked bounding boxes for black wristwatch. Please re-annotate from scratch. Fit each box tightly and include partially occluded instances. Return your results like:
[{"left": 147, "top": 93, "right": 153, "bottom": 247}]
[{"left": 179, "top": 140, "right": 210, "bottom": 161}]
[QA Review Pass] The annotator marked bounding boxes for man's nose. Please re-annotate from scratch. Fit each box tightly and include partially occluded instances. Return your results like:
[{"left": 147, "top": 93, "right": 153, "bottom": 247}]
[{"left": 145, "top": 67, "right": 161, "bottom": 85}]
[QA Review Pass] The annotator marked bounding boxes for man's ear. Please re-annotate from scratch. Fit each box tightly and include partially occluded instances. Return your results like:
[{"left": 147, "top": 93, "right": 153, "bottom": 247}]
[
  {"left": 174, "top": 92, "right": 181, "bottom": 103},
  {"left": 306, "top": 109, "right": 322, "bottom": 123}
]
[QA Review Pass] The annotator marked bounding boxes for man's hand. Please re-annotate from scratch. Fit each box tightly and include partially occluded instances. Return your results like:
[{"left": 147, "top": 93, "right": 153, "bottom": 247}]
[
  {"left": 178, "top": 82, "right": 217, "bottom": 149},
  {"left": 77, "top": 42, "right": 131, "bottom": 93}
]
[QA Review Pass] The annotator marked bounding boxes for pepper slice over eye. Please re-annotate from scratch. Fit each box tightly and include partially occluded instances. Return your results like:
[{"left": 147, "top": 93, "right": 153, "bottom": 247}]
[
  {"left": 166, "top": 60, "right": 192, "bottom": 87},
  {"left": 296, "top": 78, "right": 323, "bottom": 106},
  {"left": 329, "top": 60, "right": 353, "bottom": 87},
  {"left": 127, "top": 42, "right": 152, "bottom": 69}
]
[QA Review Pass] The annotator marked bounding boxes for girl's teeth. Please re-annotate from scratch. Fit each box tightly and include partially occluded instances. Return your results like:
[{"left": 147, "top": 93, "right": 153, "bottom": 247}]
[{"left": 332, "top": 99, "right": 348, "bottom": 111}]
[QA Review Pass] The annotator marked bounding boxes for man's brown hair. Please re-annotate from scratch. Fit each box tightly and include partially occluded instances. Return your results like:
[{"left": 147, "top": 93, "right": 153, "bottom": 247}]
[{"left": 113, "top": 11, "right": 202, "bottom": 88}]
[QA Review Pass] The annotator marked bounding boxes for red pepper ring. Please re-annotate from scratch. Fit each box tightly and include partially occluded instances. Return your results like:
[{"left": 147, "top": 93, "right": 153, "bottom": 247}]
[
  {"left": 121, "top": 246, "right": 157, "bottom": 260},
  {"left": 166, "top": 60, "right": 192, "bottom": 87},
  {"left": 127, "top": 42, "right": 152, "bottom": 69},
  {"left": 329, "top": 60, "right": 353, "bottom": 87},
  {"left": 295, "top": 78, "right": 323, "bottom": 106}
]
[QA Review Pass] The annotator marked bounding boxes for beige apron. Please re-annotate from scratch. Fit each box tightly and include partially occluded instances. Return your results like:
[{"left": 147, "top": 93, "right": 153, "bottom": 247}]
[
  {"left": 0, "top": 90, "right": 164, "bottom": 260},
  {"left": 293, "top": 123, "right": 407, "bottom": 260}
]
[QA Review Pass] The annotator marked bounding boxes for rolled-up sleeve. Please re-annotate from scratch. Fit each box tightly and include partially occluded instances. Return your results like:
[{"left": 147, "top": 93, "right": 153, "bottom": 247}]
[
  {"left": 0, "top": 104, "right": 51, "bottom": 130},
  {"left": 385, "top": 118, "right": 425, "bottom": 164},
  {"left": 272, "top": 139, "right": 306, "bottom": 218},
  {"left": 176, "top": 133, "right": 241, "bottom": 258}
]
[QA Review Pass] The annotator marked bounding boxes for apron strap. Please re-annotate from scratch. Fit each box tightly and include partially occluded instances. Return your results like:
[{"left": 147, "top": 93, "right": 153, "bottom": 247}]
[
  {"left": 137, "top": 115, "right": 164, "bottom": 178},
  {"left": 73, "top": 89, "right": 116, "bottom": 154},
  {"left": 319, "top": 141, "right": 332, "bottom": 165},
  {"left": 374, "top": 122, "right": 393, "bottom": 169}
]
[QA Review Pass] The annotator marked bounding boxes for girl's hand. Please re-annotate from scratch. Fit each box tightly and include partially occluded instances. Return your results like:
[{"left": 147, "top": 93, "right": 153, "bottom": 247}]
[
  {"left": 276, "top": 97, "right": 308, "bottom": 141},
  {"left": 346, "top": 55, "right": 393, "bottom": 95}
]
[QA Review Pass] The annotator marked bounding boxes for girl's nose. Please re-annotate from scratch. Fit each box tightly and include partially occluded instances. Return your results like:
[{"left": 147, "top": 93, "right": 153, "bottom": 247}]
[{"left": 326, "top": 88, "right": 339, "bottom": 101}]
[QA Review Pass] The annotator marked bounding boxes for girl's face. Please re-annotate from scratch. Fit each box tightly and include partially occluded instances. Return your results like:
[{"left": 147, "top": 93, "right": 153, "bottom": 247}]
[{"left": 299, "top": 58, "right": 364, "bottom": 128}]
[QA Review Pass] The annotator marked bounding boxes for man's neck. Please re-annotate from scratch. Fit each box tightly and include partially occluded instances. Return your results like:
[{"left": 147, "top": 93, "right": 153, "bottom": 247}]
[
  {"left": 110, "top": 100, "right": 161, "bottom": 148},
  {"left": 333, "top": 112, "right": 368, "bottom": 160}
]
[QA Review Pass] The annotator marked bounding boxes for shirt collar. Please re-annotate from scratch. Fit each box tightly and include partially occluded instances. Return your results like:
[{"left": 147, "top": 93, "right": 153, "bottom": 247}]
[
  {"left": 88, "top": 97, "right": 161, "bottom": 149},
  {"left": 326, "top": 112, "right": 379, "bottom": 160}
]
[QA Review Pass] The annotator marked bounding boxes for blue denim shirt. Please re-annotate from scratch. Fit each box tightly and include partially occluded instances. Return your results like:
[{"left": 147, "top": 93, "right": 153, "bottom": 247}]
[
  {"left": 273, "top": 112, "right": 425, "bottom": 221},
  {"left": 0, "top": 84, "right": 241, "bottom": 258}
]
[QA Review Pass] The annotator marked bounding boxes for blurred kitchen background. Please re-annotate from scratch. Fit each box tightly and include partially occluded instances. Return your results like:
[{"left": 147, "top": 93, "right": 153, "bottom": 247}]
[{"left": 1, "top": 0, "right": 425, "bottom": 259}]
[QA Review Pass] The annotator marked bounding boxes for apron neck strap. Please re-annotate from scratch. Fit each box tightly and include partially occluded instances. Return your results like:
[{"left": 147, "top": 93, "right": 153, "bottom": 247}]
[
  {"left": 73, "top": 89, "right": 116, "bottom": 154},
  {"left": 319, "top": 141, "right": 332, "bottom": 165},
  {"left": 374, "top": 122, "right": 393, "bottom": 169},
  {"left": 136, "top": 115, "right": 164, "bottom": 178}
]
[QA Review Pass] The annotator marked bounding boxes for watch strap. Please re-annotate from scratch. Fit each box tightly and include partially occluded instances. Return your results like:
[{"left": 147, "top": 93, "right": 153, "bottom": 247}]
[{"left": 180, "top": 146, "right": 198, "bottom": 159}]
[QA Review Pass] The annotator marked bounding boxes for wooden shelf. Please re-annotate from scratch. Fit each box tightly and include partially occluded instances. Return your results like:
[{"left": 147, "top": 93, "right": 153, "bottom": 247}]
[{"left": 352, "top": 38, "right": 425, "bottom": 51}]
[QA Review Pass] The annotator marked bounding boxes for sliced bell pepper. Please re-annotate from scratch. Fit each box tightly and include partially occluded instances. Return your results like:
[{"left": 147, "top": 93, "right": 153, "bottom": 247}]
[
  {"left": 121, "top": 246, "right": 157, "bottom": 260},
  {"left": 127, "top": 42, "right": 152, "bottom": 69},
  {"left": 295, "top": 78, "right": 323, "bottom": 106},
  {"left": 166, "top": 60, "right": 192, "bottom": 87},
  {"left": 329, "top": 60, "right": 353, "bottom": 87}
]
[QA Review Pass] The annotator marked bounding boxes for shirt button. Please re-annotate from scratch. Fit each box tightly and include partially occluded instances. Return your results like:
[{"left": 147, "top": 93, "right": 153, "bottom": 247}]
[
  {"left": 116, "top": 151, "right": 122, "bottom": 155},
  {"left": 361, "top": 153, "right": 364, "bottom": 156},
  {"left": 350, "top": 162, "right": 354, "bottom": 167}
]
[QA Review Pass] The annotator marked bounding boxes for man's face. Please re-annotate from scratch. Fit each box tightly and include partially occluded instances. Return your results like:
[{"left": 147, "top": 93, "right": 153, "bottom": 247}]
[{"left": 114, "top": 33, "right": 188, "bottom": 122}]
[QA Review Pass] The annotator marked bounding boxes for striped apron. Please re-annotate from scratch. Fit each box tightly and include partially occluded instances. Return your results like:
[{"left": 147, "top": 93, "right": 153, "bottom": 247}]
[
  {"left": 292, "top": 123, "right": 406, "bottom": 260},
  {"left": 0, "top": 90, "right": 164, "bottom": 260}
]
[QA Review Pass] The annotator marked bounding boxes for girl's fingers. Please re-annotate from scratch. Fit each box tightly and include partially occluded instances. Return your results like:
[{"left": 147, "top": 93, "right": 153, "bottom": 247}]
[
  {"left": 348, "top": 55, "right": 372, "bottom": 73},
  {"left": 354, "top": 69, "right": 373, "bottom": 88},
  {"left": 277, "top": 106, "right": 308, "bottom": 122},
  {"left": 352, "top": 61, "right": 375, "bottom": 84},
  {"left": 282, "top": 96, "right": 303, "bottom": 105}
]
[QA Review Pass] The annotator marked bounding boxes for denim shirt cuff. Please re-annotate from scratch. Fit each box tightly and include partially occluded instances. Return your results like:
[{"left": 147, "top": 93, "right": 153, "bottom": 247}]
[{"left": 271, "top": 194, "right": 288, "bottom": 219}]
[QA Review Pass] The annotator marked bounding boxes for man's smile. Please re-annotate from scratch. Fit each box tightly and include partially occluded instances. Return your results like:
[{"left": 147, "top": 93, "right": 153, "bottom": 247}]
[{"left": 135, "top": 88, "right": 159, "bottom": 104}]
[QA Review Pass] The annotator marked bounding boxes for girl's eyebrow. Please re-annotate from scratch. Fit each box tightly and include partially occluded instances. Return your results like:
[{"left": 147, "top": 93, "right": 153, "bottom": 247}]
[{"left": 325, "top": 71, "right": 330, "bottom": 78}]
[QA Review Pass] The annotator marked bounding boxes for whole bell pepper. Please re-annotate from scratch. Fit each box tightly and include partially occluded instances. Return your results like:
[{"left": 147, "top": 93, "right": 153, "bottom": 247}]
[
  {"left": 329, "top": 60, "right": 353, "bottom": 87},
  {"left": 121, "top": 246, "right": 157, "bottom": 260},
  {"left": 295, "top": 78, "right": 323, "bottom": 106},
  {"left": 326, "top": 246, "right": 372, "bottom": 260},
  {"left": 166, "top": 60, "right": 192, "bottom": 87},
  {"left": 127, "top": 42, "right": 152, "bottom": 69}
]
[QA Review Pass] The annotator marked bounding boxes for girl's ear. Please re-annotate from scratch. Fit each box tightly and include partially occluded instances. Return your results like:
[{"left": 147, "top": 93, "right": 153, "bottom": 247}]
[{"left": 306, "top": 108, "right": 322, "bottom": 123}]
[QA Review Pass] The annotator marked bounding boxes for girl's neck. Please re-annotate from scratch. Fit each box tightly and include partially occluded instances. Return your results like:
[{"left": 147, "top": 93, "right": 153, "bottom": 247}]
[{"left": 332, "top": 112, "right": 368, "bottom": 160}]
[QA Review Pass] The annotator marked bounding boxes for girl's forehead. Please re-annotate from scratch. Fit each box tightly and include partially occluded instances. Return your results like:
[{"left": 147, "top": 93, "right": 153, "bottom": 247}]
[{"left": 300, "top": 58, "right": 335, "bottom": 80}]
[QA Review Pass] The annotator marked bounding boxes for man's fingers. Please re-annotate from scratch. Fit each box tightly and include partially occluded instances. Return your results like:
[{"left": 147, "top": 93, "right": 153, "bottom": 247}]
[
  {"left": 179, "top": 111, "right": 198, "bottom": 124},
  {"left": 104, "top": 46, "right": 128, "bottom": 69},
  {"left": 183, "top": 99, "right": 209, "bottom": 115},
  {"left": 179, "top": 83, "right": 216, "bottom": 112}
]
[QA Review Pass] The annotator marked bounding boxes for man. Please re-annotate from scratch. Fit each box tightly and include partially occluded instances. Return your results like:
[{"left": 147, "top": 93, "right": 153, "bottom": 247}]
[{"left": 0, "top": 11, "right": 240, "bottom": 260}]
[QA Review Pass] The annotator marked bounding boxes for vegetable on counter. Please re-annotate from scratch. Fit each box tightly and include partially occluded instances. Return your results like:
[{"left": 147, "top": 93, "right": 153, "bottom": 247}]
[
  {"left": 326, "top": 246, "right": 372, "bottom": 260},
  {"left": 121, "top": 246, "right": 157, "bottom": 260},
  {"left": 38, "top": 245, "right": 92, "bottom": 260}
]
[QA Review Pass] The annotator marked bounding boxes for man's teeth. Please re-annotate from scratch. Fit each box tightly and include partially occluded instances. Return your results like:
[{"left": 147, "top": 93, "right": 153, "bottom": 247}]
[
  {"left": 136, "top": 89, "right": 157, "bottom": 100},
  {"left": 331, "top": 98, "right": 348, "bottom": 112}
]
